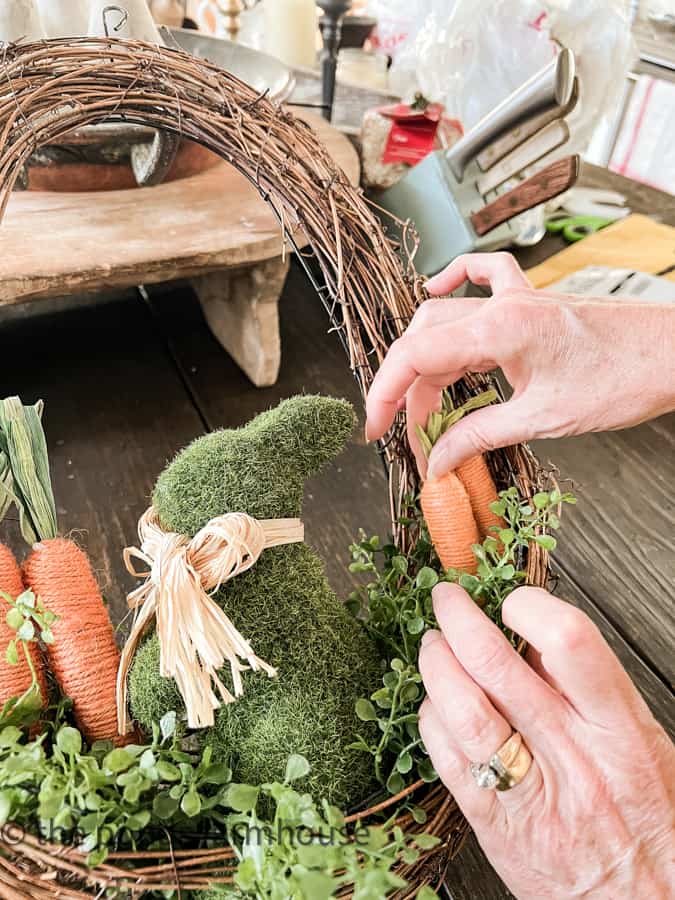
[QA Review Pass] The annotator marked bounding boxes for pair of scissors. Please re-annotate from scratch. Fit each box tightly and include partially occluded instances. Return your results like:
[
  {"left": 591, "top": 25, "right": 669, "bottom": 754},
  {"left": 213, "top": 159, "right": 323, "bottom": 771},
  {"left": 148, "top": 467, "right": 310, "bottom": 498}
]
[{"left": 545, "top": 214, "right": 615, "bottom": 243}]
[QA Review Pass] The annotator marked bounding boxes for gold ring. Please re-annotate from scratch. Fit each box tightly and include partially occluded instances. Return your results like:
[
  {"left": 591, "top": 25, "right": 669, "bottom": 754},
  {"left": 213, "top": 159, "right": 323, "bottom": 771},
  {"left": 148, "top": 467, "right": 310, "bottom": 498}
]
[{"left": 470, "top": 732, "right": 533, "bottom": 791}]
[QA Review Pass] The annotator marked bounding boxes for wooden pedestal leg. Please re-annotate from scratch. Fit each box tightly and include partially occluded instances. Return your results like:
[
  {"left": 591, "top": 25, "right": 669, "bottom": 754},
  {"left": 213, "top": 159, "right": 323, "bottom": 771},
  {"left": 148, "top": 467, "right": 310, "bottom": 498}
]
[{"left": 191, "top": 256, "right": 290, "bottom": 388}]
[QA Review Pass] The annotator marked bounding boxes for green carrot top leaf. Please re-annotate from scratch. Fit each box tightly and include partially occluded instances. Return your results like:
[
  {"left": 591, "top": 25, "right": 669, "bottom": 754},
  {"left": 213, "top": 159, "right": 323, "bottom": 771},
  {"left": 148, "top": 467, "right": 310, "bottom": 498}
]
[
  {"left": 415, "top": 389, "right": 498, "bottom": 458},
  {"left": 0, "top": 396, "right": 58, "bottom": 544}
]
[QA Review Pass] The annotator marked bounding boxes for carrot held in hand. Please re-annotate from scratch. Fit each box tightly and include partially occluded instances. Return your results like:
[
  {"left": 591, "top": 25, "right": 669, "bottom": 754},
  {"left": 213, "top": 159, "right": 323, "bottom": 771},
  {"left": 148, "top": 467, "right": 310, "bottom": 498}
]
[
  {"left": 457, "top": 454, "right": 505, "bottom": 540},
  {"left": 416, "top": 390, "right": 501, "bottom": 573},
  {"left": 0, "top": 544, "right": 47, "bottom": 711},
  {"left": 0, "top": 396, "right": 129, "bottom": 745},
  {"left": 420, "top": 471, "right": 479, "bottom": 574}
]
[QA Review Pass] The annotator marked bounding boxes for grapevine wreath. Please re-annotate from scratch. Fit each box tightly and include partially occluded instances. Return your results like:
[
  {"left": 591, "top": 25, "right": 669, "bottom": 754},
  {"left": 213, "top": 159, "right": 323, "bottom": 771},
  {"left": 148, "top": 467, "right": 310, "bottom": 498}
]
[{"left": 0, "top": 38, "right": 565, "bottom": 899}]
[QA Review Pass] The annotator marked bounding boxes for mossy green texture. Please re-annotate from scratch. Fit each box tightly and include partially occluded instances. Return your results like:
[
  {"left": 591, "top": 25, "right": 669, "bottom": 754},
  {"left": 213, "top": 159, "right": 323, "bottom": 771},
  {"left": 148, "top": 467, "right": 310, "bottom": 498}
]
[{"left": 129, "top": 396, "right": 382, "bottom": 809}]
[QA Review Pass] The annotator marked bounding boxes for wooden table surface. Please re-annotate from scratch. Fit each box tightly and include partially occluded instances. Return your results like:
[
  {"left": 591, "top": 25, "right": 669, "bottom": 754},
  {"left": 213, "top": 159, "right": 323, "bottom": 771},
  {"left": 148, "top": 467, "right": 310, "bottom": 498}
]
[
  {"left": 0, "top": 163, "right": 672, "bottom": 899},
  {"left": 0, "top": 110, "right": 359, "bottom": 305}
]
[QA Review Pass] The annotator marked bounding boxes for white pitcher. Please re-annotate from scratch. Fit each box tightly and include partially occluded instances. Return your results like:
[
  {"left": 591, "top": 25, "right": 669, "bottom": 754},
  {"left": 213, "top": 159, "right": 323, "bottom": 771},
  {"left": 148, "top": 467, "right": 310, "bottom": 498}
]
[
  {"left": 36, "top": 0, "right": 90, "bottom": 38},
  {"left": 0, "top": 0, "right": 46, "bottom": 43},
  {"left": 88, "top": 0, "right": 164, "bottom": 43}
]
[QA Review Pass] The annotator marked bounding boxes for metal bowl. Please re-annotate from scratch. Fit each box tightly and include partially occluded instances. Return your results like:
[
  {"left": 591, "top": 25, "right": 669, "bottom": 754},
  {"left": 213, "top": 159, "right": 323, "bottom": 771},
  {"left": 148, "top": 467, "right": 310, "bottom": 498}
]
[{"left": 23, "top": 31, "right": 295, "bottom": 192}]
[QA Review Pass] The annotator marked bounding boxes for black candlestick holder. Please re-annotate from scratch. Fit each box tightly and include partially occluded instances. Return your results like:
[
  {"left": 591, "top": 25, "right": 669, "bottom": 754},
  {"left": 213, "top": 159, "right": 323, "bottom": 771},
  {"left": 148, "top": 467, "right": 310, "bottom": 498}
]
[{"left": 316, "top": 0, "right": 353, "bottom": 121}]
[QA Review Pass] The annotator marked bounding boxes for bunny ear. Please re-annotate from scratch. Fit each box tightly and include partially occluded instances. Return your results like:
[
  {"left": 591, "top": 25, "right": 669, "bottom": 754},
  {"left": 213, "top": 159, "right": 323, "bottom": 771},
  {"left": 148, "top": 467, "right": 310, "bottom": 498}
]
[{"left": 260, "top": 396, "right": 357, "bottom": 479}]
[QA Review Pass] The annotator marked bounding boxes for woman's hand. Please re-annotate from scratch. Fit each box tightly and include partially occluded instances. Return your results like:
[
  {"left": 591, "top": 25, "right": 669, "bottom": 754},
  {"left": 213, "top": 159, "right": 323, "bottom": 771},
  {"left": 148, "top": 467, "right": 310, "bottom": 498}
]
[
  {"left": 365, "top": 253, "right": 675, "bottom": 478},
  {"left": 419, "top": 584, "right": 675, "bottom": 899}
]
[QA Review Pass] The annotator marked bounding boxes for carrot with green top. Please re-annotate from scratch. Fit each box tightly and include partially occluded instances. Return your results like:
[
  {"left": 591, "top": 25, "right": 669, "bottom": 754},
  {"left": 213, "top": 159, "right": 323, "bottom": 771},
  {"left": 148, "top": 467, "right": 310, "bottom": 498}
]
[
  {"left": 0, "top": 397, "right": 130, "bottom": 745},
  {"left": 416, "top": 389, "right": 505, "bottom": 572}
]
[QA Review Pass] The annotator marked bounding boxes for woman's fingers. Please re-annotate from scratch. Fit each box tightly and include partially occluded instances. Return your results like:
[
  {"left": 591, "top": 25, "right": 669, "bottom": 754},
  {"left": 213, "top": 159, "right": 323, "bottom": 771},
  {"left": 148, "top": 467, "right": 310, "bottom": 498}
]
[
  {"left": 419, "top": 630, "right": 544, "bottom": 818},
  {"left": 502, "top": 587, "right": 651, "bottom": 727},
  {"left": 418, "top": 696, "right": 501, "bottom": 825},
  {"left": 432, "top": 584, "right": 566, "bottom": 744},
  {"left": 425, "top": 252, "right": 532, "bottom": 297},
  {"left": 365, "top": 316, "right": 500, "bottom": 442},
  {"left": 419, "top": 629, "right": 513, "bottom": 768},
  {"left": 427, "top": 396, "right": 536, "bottom": 477}
]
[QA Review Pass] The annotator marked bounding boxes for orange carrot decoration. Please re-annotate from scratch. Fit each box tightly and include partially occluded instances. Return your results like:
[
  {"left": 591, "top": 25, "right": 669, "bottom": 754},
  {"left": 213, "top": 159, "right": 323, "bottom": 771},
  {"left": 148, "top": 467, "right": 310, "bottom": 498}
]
[
  {"left": 416, "top": 390, "right": 503, "bottom": 573},
  {"left": 457, "top": 455, "right": 505, "bottom": 540},
  {"left": 420, "top": 471, "right": 479, "bottom": 574},
  {"left": 23, "top": 539, "right": 125, "bottom": 745},
  {"left": 0, "top": 396, "right": 129, "bottom": 746},
  {"left": 0, "top": 543, "right": 47, "bottom": 710}
]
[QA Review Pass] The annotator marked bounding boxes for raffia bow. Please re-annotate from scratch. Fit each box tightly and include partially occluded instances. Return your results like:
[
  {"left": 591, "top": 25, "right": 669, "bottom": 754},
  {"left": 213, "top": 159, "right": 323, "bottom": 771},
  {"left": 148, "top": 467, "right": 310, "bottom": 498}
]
[{"left": 117, "top": 507, "right": 304, "bottom": 733}]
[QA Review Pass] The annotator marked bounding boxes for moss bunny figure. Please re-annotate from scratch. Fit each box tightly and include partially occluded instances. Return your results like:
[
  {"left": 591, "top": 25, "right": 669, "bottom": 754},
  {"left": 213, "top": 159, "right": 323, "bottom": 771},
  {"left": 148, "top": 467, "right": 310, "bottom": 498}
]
[{"left": 129, "top": 396, "right": 381, "bottom": 808}]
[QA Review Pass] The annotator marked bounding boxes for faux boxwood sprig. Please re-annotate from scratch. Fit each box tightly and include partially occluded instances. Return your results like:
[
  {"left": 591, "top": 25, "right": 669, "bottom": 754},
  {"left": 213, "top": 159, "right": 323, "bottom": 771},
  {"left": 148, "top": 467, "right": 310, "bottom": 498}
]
[
  {"left": 348, "top": 487, "right": 575, "bottom": 795},
  {"left": 0, "top": 588, "right": 56, "bottom": 728},
  {"left": 0, "top": 709, "right": 234, "bottom": 867},
  {"left": 223, "top": 754, "right": 440, "bottom": 900}
]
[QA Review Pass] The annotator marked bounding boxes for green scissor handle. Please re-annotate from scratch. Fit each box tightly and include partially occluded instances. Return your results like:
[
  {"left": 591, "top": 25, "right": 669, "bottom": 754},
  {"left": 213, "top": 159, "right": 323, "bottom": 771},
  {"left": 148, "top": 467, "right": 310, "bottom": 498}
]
[{"left": 545, "top": 214, "right": 615, "bottom": 243}]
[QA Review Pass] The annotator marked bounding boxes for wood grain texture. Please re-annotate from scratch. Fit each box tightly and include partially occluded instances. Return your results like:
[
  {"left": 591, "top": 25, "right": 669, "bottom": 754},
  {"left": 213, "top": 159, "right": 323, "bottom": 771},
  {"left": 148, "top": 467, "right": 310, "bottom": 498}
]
[
  {"left": 471, "top": 155, "right": 580, "bottom": 236},
  {"left": 0, "top": 111, "right": 359, "bottom": 305},
  {"left": 0, "top": 291, "right": 205, "bottom": 629},
  {"left": 534, "top": 417, "right": 675, "bottom": 688}
]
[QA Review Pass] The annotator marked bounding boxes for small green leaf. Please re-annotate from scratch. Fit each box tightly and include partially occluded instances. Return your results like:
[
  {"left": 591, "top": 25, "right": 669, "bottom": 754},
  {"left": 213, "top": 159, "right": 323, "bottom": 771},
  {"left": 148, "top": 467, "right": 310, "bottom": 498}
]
[
  {"left": 224, "top": 783, "right": 259, "bottom": 812},
  {"left": 355, "top": 699, "right": 377, "bottom": 722},
  {"left": 417, "top": 758, "right": 438, "bottom": 783},
  {"left": 87, "top": 847, "right": 109, "bottom": 868},
  {"left": 407, "top": 616, "right": 425, "bottom": 635},
  {"left": 390, "top": 658, "right": 404, "bottom": 672},
  {"left": 202, "top": 763, "right": 232, "bottom": 785},
  {"left": 533, "top": 492, "right": 551, "bottom": 510},
  {"left": 535, "top": 534, "right": 557, "bottom": 551},
  {"left": 56, "top": 727, "right": 82, "bottom": 756},
  {"left": 159, "top": 711, "right": 177, "bottom": 742},
  {"left": 181, "top": 790, "right": 202, "bottom": 818},
  {"left": 498, "top": 528, "right": 515, "bottom": 546},
  {"left": 285, "top": 754, "right": 311, "bottom": 783},
  {"left": 5, "top": 608, "right": 24, "bottom": 631},
  {"left": 386, "top": 771, "right": 405, "bottom": 794},
  {"left": 396, "top": 752, "right": 413, "bottom": 774},
  {"left": 153, "top": 792, "right": 180, "bottom": 820},
  {"left": 415, "top": 567, "right": 438, "bottom": 590},
  {"left": 16, "top": 620, "right": 35, "bottom": 642},
  {"left": 411, "top": 806, "right": 427, "bottom": 825},
  {"left": 415, "top": 833, "right": 442, "bottom": 850},
  {"left": 103, "top": 749, "right": 133, "bottom": 773},
  {"left": 5, "top": 640, "right": 18, "bottom": 666},
  {"left": 392, "top": 555, "right": 408, "bottom": 574}
]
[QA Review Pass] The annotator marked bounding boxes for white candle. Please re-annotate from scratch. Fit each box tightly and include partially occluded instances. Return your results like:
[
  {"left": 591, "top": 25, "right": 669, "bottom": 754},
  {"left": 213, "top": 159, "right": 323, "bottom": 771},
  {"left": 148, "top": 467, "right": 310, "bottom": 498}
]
[
  {"left": 36, "top": 0, "right": 90, "bottom": 37},
  {"left": 264, "top": 0, "right": 318, "bottom": 69},
  {"left": 88, "top": 0, "right": 164, "bottom": 43},
  {"left": 0, "top": 0, "right": 46, "bottom": 43}
]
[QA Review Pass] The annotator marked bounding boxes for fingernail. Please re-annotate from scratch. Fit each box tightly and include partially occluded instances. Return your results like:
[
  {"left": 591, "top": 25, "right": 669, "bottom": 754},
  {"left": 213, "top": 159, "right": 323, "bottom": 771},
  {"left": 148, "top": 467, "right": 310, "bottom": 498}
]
[{"left": 421, "top": 629, "right": 442, "bottom": 647}]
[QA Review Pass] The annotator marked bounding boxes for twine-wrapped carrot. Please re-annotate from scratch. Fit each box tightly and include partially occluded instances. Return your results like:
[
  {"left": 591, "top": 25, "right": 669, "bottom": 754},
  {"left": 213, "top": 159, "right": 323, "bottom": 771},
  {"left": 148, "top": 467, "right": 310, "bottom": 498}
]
[
  {"left": 0, "top": 397, "right": 128, "bottom": 745},
  {"left": 416, "top": 390, "right": 504, "bottom": 573},
  {"left": 457, "top": 454, "right": 505, "bottom": 540}
]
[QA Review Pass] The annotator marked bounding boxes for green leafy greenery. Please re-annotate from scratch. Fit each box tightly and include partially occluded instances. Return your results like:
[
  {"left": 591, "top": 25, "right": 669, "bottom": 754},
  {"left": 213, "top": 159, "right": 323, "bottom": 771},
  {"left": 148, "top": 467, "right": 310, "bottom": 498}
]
[
  {"left": 0, "top": 700, "right": 435, "bottom": 897},
  {"left": 201, "top": 754, "right": 440, "bottom": 900},
  {"left": 348, "top": 488, "right": 575, "bottom": 795},
  {"left": 0, "top": 588, "right": 56, "bottom": 728},
  {"left": 0, "top": 708, "right": 236, "bottom": 867}
]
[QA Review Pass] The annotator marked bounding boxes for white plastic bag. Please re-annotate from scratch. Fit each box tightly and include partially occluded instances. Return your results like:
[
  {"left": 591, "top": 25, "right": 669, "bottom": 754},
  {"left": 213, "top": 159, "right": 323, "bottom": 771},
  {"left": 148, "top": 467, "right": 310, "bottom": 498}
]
[{"left": 390, "top": 0, "right": 555, "bottom": 128}]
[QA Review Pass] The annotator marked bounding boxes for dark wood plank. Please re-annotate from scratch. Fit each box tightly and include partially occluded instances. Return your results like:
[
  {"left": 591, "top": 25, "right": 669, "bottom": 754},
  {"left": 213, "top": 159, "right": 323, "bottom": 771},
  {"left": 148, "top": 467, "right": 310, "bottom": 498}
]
[
  {"left": 534, "top": 418, "right": 675, "bottom": 688},
  {"left": 146, "top": 263, "right": 390, "bottom": 595},
  {"left": 553, "top": 560, "right": 675, "bottom": 735},
  {"left": 0, "top": 291, "right": 206, "bottom": 628},
  {"left": 443, "top": 834, "right": 514, "bottom": 900}
]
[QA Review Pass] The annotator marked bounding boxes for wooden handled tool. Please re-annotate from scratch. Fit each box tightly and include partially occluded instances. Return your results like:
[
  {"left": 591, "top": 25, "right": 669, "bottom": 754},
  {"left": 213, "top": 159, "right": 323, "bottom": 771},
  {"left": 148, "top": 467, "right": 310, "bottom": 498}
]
[{"left": 471, "top": 155, "right": 580, "bottom": 237}]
